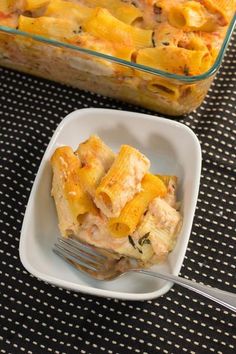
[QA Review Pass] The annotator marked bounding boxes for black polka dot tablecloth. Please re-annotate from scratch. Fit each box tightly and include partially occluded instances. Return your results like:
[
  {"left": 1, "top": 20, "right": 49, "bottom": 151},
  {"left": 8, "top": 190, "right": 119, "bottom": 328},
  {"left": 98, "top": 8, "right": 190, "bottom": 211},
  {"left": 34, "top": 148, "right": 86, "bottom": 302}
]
[{"left": 0, "top": 33, "right": 236, "bottom": 353}]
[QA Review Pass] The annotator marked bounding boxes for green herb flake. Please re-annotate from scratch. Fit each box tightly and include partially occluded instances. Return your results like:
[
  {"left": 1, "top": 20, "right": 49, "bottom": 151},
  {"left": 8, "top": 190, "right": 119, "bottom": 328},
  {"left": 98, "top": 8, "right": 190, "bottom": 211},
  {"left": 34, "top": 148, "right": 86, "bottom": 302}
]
[
  {"left": 138, "top": 233, "right": 151, "bottom": 246},
  {"left": 151, "top": 32, "right": 156, "bottom": 48},
  {"left": 128, "top": 235, "right": 136, "bottom": 248}
]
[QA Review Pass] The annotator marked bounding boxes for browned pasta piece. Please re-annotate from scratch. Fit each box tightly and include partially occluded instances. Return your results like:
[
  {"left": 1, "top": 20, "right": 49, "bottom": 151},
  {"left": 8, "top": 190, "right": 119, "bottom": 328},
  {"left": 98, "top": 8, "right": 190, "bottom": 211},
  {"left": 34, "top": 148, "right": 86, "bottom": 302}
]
[
  {"left": 147, "top": 79, "right": 180, "bottom": 100},
  {"left": 168, "top": 2, "right": 209, "bottom": 31},
  {"left": 109, "top": 174, "right": 167, "bottom": 237},
  {"left": 95, "top": 144, "right": 150, "bottom": 217},
  {"left": 83, "top": 8, "right": 153, "bottom": 48},
  {"left": 82, "top": 0, "right": 143, "bottom": 25},
  {"left": 77, "top": 161, "right": 106, "bottom": 198},
  {"left": 75, "top": 135, "right": 115, "bottom": 197},
  {"left": 18, "top": 15, "right": 78, "bottom": 41},
  {"left": 25, "top": 0, "right": 50, "bottom": 11},
  {"left": 76, "top": 135, "right": 115, "bottom": 172},
  {"left": 136, "top": 46, "right": 213, "bottom": 76},
  {"left": 51, "top": 146, "right": 97, "bottom": 237}
]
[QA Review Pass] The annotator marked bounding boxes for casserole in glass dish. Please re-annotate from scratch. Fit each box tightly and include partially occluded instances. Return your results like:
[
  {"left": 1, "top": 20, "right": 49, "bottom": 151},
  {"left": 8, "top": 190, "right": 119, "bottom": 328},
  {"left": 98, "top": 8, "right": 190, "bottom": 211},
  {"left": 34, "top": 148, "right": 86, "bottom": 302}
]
[{"left": 0, "top": 0, "right": 235, "bottom": 116}]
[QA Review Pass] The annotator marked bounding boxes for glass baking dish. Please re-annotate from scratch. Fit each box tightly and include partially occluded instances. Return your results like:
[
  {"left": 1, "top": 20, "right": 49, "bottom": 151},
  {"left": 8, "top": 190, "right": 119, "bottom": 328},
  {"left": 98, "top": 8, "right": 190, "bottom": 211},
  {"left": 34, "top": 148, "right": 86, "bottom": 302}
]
[{"left": 0, "top": 14, "right": 235, "bottom": 116}]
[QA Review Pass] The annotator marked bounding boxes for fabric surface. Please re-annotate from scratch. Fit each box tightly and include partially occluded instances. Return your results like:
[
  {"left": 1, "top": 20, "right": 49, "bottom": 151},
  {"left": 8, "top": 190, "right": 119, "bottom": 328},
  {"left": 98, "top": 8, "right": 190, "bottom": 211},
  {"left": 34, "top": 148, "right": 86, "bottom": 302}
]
[{"left": 0, "top": 33, "right": 235, "bottom": 353}]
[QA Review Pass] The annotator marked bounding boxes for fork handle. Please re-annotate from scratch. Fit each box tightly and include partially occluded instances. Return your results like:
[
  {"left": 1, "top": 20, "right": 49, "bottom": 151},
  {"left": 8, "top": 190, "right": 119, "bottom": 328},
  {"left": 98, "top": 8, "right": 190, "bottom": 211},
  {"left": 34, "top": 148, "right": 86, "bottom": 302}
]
[{"left": 136, "top": 270, "right": 236, "bottom": 313}]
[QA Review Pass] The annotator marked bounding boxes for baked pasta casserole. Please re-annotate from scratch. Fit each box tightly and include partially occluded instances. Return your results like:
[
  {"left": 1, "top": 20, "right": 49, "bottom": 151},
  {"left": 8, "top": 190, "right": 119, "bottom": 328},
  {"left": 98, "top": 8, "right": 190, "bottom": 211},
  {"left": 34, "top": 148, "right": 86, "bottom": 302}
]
[
  {"left": 50, "top": 136, "right": 182, "bottom": 274},
  {"left": 0, "top": 0, "right": 235, "bottom": 114}
]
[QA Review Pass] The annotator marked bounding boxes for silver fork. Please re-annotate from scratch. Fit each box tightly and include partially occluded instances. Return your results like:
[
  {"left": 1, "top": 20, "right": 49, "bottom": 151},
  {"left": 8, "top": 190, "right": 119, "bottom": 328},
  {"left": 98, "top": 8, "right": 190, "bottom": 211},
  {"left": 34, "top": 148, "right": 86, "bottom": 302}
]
[{"left": 53, "top": 237, "right": 236, "bottom": 312}]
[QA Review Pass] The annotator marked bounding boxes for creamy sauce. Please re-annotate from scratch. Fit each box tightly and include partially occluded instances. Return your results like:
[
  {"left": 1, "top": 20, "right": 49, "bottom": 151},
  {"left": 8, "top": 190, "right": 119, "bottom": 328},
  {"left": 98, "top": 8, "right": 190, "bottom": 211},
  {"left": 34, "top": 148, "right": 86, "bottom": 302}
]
[
  {"left": 95, "top": 152, "right": 150, "bottom": 217},
  {"left": 75, "top": 213, "right": 130, "bottom": 250},
  {"left": 149, "top": 197, "right": 181, "bottom": 235}
]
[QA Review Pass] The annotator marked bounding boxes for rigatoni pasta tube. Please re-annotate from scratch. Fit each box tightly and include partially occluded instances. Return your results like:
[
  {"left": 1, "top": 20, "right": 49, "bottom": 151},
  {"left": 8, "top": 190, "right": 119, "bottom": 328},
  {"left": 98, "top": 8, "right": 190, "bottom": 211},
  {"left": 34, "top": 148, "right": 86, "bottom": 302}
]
[
  {"left": 77, "top": 161, "right": 106, "bottom": 198},
  {"left": 51, "top": 146, "right": 97, "bottom": 236},
  {"left": 136, "top": 46, "right": 212, "bottom": 76},
  {"left": 75, "top": 135, "right": 115, "bottom": 197},
  {"left": 18, "top": 16, "right": 78, "bottom": 41},
  {"left": 82, "top": 0, "right": 143, "bottom": 24},
  {"left": 147, "top": 79, "right": 180, "bottom": 100},
  {"left": 109, "top": 174, "right": 167, "bottom": 237},
  {"left": 112, "top": 4, "right": 143, "bottom": 25},
  {"left": 25, "top": 0, "right": 50, "bottom": 11},
  {"left": 76, "top": 135, "right": 115, "bottom": 172},
  {"left": 168, "top": 2, "right": 208, "bottom": 30},
  {"left": 95, "top": 144, "right": 150, "bottom": 218},
  {"left": 83, "top": 8, "right": 153, "bottom": 48}
]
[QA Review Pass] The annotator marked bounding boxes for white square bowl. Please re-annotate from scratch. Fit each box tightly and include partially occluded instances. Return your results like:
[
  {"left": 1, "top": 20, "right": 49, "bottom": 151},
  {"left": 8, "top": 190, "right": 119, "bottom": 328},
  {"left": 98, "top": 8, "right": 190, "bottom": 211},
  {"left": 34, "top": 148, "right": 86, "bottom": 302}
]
[{"left": 20, "top": 108, "right": 201, "bottom": 300}]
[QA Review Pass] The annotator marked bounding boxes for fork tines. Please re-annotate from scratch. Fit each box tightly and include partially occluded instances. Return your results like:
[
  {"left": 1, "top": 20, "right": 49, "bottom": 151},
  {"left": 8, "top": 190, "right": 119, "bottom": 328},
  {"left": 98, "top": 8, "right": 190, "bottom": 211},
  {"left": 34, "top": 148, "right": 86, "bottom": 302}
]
[{"left": 53, "top": 237, "right": 106, "bottom": 273}]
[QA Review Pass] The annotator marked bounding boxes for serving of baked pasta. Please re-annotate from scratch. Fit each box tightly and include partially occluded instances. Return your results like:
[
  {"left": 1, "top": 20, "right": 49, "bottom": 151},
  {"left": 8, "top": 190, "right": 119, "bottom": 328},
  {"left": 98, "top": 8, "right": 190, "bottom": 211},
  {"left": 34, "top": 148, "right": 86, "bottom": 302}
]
[{"left": 50, "top": 135, "right": 182, "bottom": 272}]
